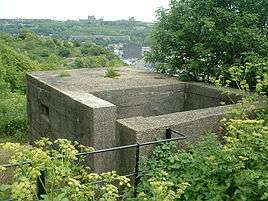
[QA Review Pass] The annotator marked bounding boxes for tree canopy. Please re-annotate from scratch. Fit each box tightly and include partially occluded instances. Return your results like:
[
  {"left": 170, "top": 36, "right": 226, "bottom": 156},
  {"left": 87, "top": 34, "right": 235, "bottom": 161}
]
[
  {"left": 0, "top": 43, "right": 38, "bottom": 92},
  {"left": 146, "top": 0, "right": 268, "bottom": 89}
]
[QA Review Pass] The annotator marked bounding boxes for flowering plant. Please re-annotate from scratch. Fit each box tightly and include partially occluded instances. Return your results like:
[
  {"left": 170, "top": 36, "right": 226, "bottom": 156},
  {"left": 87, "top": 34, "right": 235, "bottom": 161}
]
[{"left": 0, "top": 138, "right": 130, "bottom": 201}]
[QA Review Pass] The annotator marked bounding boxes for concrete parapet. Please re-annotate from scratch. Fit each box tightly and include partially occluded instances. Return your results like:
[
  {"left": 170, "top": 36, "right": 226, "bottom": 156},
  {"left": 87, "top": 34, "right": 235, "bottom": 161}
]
[{"left": 116, "top": 105, "right": 232, "bottom": 174}]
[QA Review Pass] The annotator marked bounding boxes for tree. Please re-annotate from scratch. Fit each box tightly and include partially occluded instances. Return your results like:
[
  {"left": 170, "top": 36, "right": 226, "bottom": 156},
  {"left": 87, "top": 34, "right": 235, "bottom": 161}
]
[
  {"left": 58, "top": 47, "right": 71, "bottom": 58},
  {"left": 42, "top": 54, "right": 61, "bottom": 70},
  {"left": 0, "top": 43, "right": 37, "bottom": 92},
  {"left": 147, "top": 0, "right": 268, "bottom": 89},
  {"left": 74, "top": 56, "right": 108, "bottom": 68},
  {"left": 0, "top": 45, "right": 32, "bottom": 140},
  {"left": 81, "top": 43, "right": 106, "bottom": 56},
  {"left": 18, "top": 28, "right": 42, "bottom": 43}
]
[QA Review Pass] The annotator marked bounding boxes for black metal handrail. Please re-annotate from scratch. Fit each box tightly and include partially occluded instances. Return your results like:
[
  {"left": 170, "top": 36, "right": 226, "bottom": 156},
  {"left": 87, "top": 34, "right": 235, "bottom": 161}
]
[{"left": 2, "top": 128, "right": 186, "bottom": 199}]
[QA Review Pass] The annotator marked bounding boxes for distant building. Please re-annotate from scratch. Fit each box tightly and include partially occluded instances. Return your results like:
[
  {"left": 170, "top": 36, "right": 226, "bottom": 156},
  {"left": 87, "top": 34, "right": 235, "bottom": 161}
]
[
  {"left": 88, "top": 15, "right": 96, "bottom": 23},
  {"left": 79, "top": 15, "right": 102, "bottom": 24}
]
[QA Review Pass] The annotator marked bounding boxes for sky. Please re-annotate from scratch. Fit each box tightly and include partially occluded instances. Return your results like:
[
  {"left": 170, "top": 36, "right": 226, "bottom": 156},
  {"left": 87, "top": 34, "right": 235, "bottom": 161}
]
[{"left": 0, "top": 0, "right": 170, "bottom": 22}]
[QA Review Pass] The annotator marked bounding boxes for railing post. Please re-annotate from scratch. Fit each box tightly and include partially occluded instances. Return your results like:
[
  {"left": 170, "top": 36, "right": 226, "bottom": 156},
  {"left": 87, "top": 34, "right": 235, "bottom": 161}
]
[
  {"left": 166, "top": 128, "right": 172, "bottom": 139},
  {"left": 134, "top": 143, "right": 140, "bottom": 198},
  {"left": 37, "top": 170, "right": 46, "bottom": 199}
]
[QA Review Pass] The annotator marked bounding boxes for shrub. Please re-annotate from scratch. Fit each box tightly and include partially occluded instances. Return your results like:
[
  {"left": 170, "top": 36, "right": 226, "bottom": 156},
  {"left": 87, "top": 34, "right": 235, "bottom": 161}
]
[
  {"left": 74, "top": 56, "right": 108, "bottom": 68},
  {"left": 0, "top": 60, "right": 28, "bottom": 141},
  {"left": 58, "top": 70, "right": 71, "bottom": 77},
  {"left": 74, "top": 56, "right": 125, "bottom": 69},
  {"left": 107, "top": 58, "right": 127, "bottom": 67},
  {"left": 105, "top": 67, "right": 120, "bottom": 78},
  {"left": 135, "top": 110, "right": 268, "bottom": 200},
  {"left": 81, "top": 43, "right": 107, "bottom": 56},
  {"left": 0, "top": 138, "right": 131, "bottom": 200},
  {"left": 39, "top": 54, "right": 61, "bottom": 70},
  {"left": 0, "top": 43, "right": 38, "bottom": 92},
  {"left": 58, "top": 47, "right": 71, "bottom": 58},
  {"left": 0, "top": 92, "right": 28, "bottom": 141}
]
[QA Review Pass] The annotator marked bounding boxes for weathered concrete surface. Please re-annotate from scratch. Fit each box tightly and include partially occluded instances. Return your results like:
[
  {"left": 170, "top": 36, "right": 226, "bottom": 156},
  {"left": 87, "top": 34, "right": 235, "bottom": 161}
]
[
  {"left": 184, "top": 82, "right": 241, "bottom": 110},
  {"left": 29, "top": 67, "right": 183, "bottom": 93},
  {"left": 93, "top": 84, "right": 185, "bottom": 119},
  {"left": 116, "top": 105, "right": 232, "bottom": 174},
  {"left": 27, "top": 67, "right": 242, "bottom": 173},
  {"left": 27, "top": 74, "right": 117, "bottom": 172}
]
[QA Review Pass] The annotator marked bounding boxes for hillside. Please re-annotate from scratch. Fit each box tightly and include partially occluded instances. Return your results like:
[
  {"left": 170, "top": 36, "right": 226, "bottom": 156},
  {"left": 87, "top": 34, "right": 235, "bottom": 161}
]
[{"left": 0, "top": 19, "right": 152, "bottom": 47}]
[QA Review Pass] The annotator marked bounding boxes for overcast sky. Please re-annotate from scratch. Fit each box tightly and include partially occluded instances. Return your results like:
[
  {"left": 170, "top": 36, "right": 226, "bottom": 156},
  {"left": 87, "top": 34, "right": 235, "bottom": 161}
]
[{"left": 0, "top": 0, "right": 170, "bottom": 22}]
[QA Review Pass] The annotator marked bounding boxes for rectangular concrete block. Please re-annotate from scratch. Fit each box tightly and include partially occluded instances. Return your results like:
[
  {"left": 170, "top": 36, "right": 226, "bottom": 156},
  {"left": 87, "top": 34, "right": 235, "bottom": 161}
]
[
  {"left": 115, "top": 105, "right": 234, "bottom": 174},
  {"left": 27, "top": 67, "right": 246, "bottom": 175}
]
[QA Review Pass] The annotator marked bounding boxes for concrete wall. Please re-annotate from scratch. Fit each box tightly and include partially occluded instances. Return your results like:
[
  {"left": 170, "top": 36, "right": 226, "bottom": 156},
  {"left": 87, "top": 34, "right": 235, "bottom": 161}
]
[
  {"left": 94, "top": 82, "right": 240, "bottom": 120},
  {"left": 93, "top": 83, "right": 186, "bottom": 119},
  {"left": 184, "top": 83, "right": 240, "bottom": 111},
  {"left": 116, "top": 105, "right": 232, "bottom": 174},
  {"left": 27, "top": 75, "right": 117, "bottom": 172},
  {"left": 114, "top": 83, "right": 242, "bottom": 174}
]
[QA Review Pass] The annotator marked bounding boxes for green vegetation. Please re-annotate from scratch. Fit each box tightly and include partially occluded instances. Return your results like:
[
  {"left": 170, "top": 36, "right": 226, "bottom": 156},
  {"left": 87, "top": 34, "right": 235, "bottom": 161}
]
[
  {"left": 0, "top": 29, "right": 124, "bottom": 70},
  {"left": 136, "top": 116, "right": 268, "bottom": 201},
  {"left": 146, "top": 0, "right": 268, "bottom": 91},
  {"left": 0, "top": 40, "right": 36, "bottom": 142},
  {"left": 74, "top": 43, "right": 125, "bottom": 68},
  {"left": 0, "top": 19, "right": 152, "bottom": 46},
  {"left": 105, "top": 67, "right": 121, "bottom": 78},
  {"left": 0, "top": 29, "right": 125, "bottom": 141},
  {"left": 58, "top": 70, "right": 71, "bottom": 78},
  {"left": 0, "top": 139, "right": 130, "bottom": 200},
  {"left": 135, "top": 72, "right": 268, "bottom": 200},
  {"left": 0, "top": 42, "right": 37, "bottom": 92},
  {"left": 74, "top": 56, "right": 124, "bottom": 68}
]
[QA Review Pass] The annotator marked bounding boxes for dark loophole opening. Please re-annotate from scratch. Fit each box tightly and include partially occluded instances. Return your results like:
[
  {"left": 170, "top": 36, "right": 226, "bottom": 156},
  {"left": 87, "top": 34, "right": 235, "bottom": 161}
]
[{"left": 40, "top": 102, "right": 49, "bottom": 122}]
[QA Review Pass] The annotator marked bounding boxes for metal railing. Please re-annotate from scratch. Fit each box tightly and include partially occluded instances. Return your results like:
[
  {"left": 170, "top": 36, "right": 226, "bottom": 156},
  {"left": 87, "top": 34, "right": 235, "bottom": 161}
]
[{"left": 2, "top": 128, "right": 186, "bottom": 199}]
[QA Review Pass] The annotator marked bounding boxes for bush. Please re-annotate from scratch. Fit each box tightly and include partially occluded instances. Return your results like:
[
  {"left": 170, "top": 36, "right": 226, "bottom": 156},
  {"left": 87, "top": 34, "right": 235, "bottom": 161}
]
[
  {"left": 0, "top": 92, "right": 28, "bottom": 141},
  {"left": 74, "top": 55, "right": 125, "bottom": 69},
  {"left": 107, "top": 58, "right": 126, "bottom": 67},
  {"left": 74, "top": 56, "right": 108, "bottom": 68},
  {"left": 135, "top": 109, "right": 268, "bottom": 200},
  {"left": 105, "top": 67, "right": 120, "bottom": 78},
  {"left": 40, "top": 54, "right": 61, "bottom": 70},
  {"left": 0, "top": 138, "right": 130, "bottom": 200},
  {"left": 58, "top": 70, "right": 71, "bottom": 77},
  {"left": 58, "top": 47, "right": 71, "bottom": 58},
  {"left": 81, "top": 43, "right": 107, "bottom": 56},
  {"left": 0, "top": 43, "right": 38, "bottom": 92}
]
